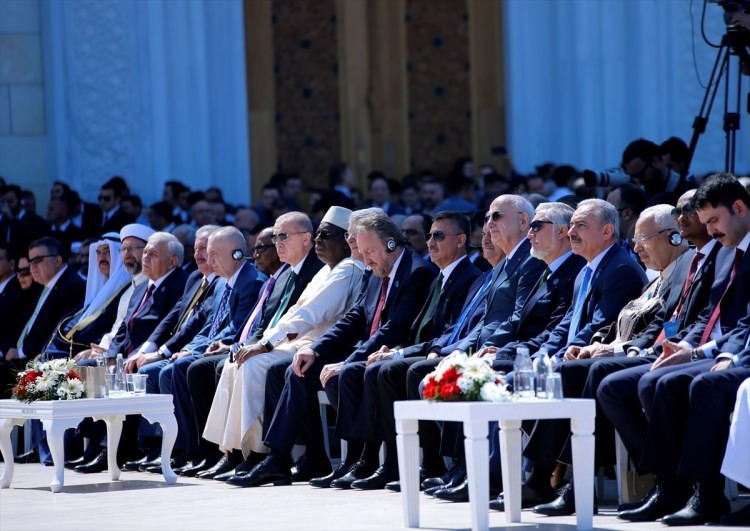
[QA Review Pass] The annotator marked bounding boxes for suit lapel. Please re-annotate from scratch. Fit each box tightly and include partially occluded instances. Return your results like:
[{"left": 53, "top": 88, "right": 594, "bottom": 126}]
[{"left": 383, "top": 250, "right": 412, "bottom": 316}]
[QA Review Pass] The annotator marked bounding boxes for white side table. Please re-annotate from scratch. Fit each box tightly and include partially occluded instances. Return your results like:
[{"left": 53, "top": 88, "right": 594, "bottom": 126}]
[
  {"left": 0, "top": 394, "right": 178, "bottom": 493},
  {"left": 394, "top": 399, "right": 596, "bottom": 531}
]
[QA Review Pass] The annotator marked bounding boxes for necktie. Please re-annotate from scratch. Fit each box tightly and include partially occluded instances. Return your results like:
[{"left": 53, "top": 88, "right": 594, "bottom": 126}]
[
  {"left": 209, "top": 285, "right": 233, "bottom": 337},
  {"left": 174, "top": 277, "right": 209, "bottom": 333},
  {"left": 567, "top": 266, "right": 593, "bottom": 344},
  {"left": 17, "top": 286, "right": 50, "bottom": 349},
  {"left": 129, "top": 283, "right": 155, "bottom": 330},
  {"left": 240, "top": 275, "right": 277, "bottom": 340},
  {"left": 654, "top": 252, "right": 703, "bottom": 344},
  {"left": 369, "top": 276, "right": 390, "bottom": 336},
  {"left": 700, "top": 248, "right": 744, "bottom": 344},
  {"left": 447, "top": 273, "right": 493, "bottom": 344},
  {"left": 269, "top": 271, "right": 297, "bottom": 328},
  {"left": 534, "top": 267, "right": 551, "bottom": 293},
  {"left": 415, "top": 272, "right": 443, "bottom": 343}
]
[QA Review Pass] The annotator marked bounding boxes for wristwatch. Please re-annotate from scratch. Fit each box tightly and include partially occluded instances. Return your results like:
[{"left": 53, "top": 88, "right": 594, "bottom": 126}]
[
  {"left": 261, "top": 339, "right": 273, "bottom": 352},
  {"left": 691, "top": 347, "right": 704, "bottom": 361}
]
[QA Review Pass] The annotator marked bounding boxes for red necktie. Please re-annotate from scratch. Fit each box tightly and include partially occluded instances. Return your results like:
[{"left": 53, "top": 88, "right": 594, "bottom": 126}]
[
  {"left": 369, "top": 276, "right": 390, "bottom": 336},
  {"left": 654, "top": 251, "right": 703, "bottom": 344},
  {"left": 700, "top": 249, "right": 744, "bottom": 345}
]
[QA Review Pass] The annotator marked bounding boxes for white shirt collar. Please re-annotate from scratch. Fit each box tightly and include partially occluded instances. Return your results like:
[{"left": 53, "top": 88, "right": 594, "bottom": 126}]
[
  {"left": 586, "top": 243, "right": 616, "bottom": 273},
  {"left": 505, "top": 238, "right": 527, "bottom": 261},
  {"left": 147, "top": 267, "right": 176, "bottom": 291},
  {"left": 439, "top": 255, "right": 466, "bottom": 288}
]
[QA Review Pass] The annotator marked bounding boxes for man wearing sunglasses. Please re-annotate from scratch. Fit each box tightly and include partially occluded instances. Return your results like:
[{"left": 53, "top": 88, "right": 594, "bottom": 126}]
[
  {"left": 238, "top": 209, "right": 434, "bottom": 488},
  {"left": 311, "top": 212, "right": 480, "bottom": 490}
]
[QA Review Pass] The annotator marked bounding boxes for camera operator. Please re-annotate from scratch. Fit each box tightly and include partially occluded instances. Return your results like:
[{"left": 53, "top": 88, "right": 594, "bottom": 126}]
[{"left": 622, "top": 139, "right": 694, "bottom": 206}]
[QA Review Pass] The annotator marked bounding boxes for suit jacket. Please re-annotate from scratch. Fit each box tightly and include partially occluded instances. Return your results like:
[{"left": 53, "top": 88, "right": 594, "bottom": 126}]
[
  {"left": 50, "top": 222, "right": 86, "bottom": 254},
  {"left": 625, "top": 243, "right": 722, "bottom": 353},
  {"left": 107, "top": 267, "right": 187, "bottom": 358},
  {"left": 456, "top": 239, "right": 546, "bottom": 352},
  {"left": 77, "top": 201, "right": 104, "bottom": 239},
  {"left": 0, "top": 277, "right": 42, "bottom": 350},
  {"left": 16, "top": 211, "right": 50, "bottom": 251},
  {"left": 312, "top": 249, "right": 436, "bottom": 363},
  {"left": 146, "top": 270, "right": 221, "bottom": 354},
  {"left": 492, "top": 252, "right": 586, "bottom": 358},
  {"left": 407, "top": 256, "right": 480, "bottom": 345},
  {"left": 18, "top": 266, "right": 86, "bottom": 358},
  {"left": 541, "top": 243, "right": 648, "bottom": 358},
  {"left": 101, "top": 207, "right": 136, "bottom": 235},
  {"left": 247, "top": 248, "right": 323, "bottom": 343}
]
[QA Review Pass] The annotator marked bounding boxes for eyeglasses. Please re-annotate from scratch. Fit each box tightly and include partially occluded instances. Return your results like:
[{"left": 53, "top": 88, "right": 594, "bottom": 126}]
[
  {"left": 671, "top": 205, "right": 696, "bottom": 219},
  {"left": 529, "top": 220, "right": 554, "bottom": 233},
  {"left": 344, "top": 231, "right": 354, "bottom": 240},
  {"left": 426, "top": 231, "right": 464, "bottom": 242},
  {"left": 28, "top": 254, "right": 55, "bottom": 265},
  {"left": 634, "top": 228, "right": 672, "bottom": 244},
  {"left": 253, "top": 243, "right": 275, "bottom": 254},
  {"left": 17, "top": 267, "right": 31, "bottom": 277},
  {"left": 271, "top": 231, "right": 309, "bottom": 244},
  {"left": 121, "top": 245, "right": 145, "bottom": 255},
  {"left": 401, "top": 228, "right": 422, "bottom": 237},
  {"left": 315, "top": 229, "right": 343, "bottom": 241}
]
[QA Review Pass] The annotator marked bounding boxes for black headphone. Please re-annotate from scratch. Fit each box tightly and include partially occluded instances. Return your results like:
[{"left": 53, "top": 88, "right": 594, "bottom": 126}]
[
  {"left": 667, "top": 231, "right": 683, "bottom": 247},
  {"left": 232, "top": 249, "right": 254, "bottom": 261},
  {"left": 386, "top": 238, "right": 398, "bottom": 252}
]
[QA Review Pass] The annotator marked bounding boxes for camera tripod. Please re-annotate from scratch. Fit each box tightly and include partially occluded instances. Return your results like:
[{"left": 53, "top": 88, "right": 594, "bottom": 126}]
[{"left": 686, "top": 27, "right": 750, "bottom": 173}]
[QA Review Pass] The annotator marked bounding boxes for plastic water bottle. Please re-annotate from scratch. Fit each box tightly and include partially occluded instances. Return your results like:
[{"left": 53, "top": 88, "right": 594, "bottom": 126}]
[
  {"left": 534, "top": 347, "right": 552, "bottom": 398},
  {"left": 513, "top": 346, "right": 535, "bottom": 398},
  {"left": 114, "top": 353, "right": 126, "bottom": 394}
]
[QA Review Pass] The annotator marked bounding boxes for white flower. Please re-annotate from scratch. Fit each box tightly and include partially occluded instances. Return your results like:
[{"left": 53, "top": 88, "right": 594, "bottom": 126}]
[
  {"left": 56, "top": 378, "right": 84, "bottom": 400},
  {"left": 480, "top": 381, "right": 512, "bottom": 402},
  {"left": 35, "top": 373, "right": 54, "bottom": 392}
]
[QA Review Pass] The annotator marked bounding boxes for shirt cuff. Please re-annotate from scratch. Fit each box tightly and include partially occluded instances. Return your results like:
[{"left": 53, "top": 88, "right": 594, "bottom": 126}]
[
  {"left": 392, "top": 349, "right": 404, "bottom": 360},
  {"left": 701, "top": 341, "right": 718, "bottom": 359},
  {"left": 158, "top": 345, "right": 172, "bottom": 359},
  {"left": 140, "top": 341, "right": 157, "bottom": 354},
  {"left": 264, "top": 329, "right": 287, "bottom": 348},
  {"left": 613, "top": 343, "right": 625, "bottom": 356},
  {"left": 17, "top": 348, "right": 26, "bottom": 360}
]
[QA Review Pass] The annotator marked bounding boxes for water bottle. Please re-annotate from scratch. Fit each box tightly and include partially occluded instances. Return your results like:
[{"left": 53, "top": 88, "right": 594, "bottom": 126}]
[
  {"left": 513, "top": 346, "right": 535, "bottom": 398},
  {"left": 114, "top": 353, "right": 126, "bottom": 394},
  {"left": 534, "top": 347, "right": 552, "bottom": 398}
]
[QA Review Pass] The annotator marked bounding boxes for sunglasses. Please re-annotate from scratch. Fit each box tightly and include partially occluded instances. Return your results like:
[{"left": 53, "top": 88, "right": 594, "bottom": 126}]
[
  {"left": 28, "top": 254, "right": 55, "bottom": 265},
  {"left": 426, "top": 231, "right": 463, "bottom": 242},
  {"left": 529, "top": 220, "right": 554, "bottom": 233},
  {"left": 671, "top": 205, "right": 696, "bottom": 218},
  {"left": 17, "top": 267, "right": 31, "bottom": 277},
  {"left": 271, "top": 231, "right": 309, "bottom": 244},
  {"left": 401, "top": 228, "right": 422, "bottom": 237},
  {"left": 484, "top": 210, "right": 522, "bottom": 223},
  {"left": 315, "top": 229, "right": 344, "bottom": 241},
  {"left": 253, "top": 243, "right": 275, "bottom": 254}
]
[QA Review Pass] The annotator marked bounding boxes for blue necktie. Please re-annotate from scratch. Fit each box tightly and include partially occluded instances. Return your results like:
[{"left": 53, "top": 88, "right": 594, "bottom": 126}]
[
  {"left": 447, "top": 273, "right": 493, "bottom": 344},
  {"left": 567, "top": 266, "right": 593, "bottom": 344},
  {"left": 209, "top": 285, "right": 232, "bottom": 338}
]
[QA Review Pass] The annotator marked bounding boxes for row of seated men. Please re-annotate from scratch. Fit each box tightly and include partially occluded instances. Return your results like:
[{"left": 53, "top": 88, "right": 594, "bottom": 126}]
[{"left": 3, "top": 176, "right": 750, "bottom": 527}]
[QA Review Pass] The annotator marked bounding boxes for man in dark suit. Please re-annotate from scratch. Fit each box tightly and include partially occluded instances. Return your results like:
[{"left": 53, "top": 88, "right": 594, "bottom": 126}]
[
  {"left": 48, "top": 191, "right": 85, "bottom": 255},
  {"left": 232, "top": 210, "right": 435, "bottom": 487},
  {"left": 600, "top": 173, "right": 750, "bottom": 523},
  {"left": 99, "top": 181, "right": 135, "bottom": 234},
  {"left": 2, "top": 184, "right": 50, "bottom": 251},
  {"left": 182, "top": 214, "right": 321, "bottom": 478},
  {"left": 316, "top": 211, "right": 479, "bottom": 490}
]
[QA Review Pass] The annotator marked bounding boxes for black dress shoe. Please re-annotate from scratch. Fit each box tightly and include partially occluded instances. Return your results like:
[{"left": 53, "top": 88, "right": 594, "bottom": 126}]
[
  {"left": 196, "top": 453, "right": 242, "bottom": 480},
  {"left": 290, "top": 455, "right": 332, "bottom": 482},
  {"left": 351, "top": 466, "right": 398, "bottom": 490},
  {"left": 213, "top": 451, "right": 265, "bottom": 480},
  {"left": 146, "top": 455, "right": 188, "bottom": 474},
  {"left": 532, "top": 483, "right": 598, "bottom": 516},
  {"left": 138, "top": 456, "right": 162, "bottom": 472},
  {"left": 662, "top": 492, "right": 730, "bottom": 526},
  {"left": 121, "top": 455, "right": 149, "bottom": 472},
  {"left": 434, "top": 474, "right": 502, "bottom": 502},
  {"left": 618, "top": 484, "right": 689, "bottom": 522},
  {"left": 490, "top": 483, "right": 557, "bottom": 511},
  {"left": 310, "top": 461, "right": 351, "bottom": 488},
  {"left": 330, "top": 460, "right": 377, "bottom": 489},
  {"left": 74, "top": 450, "right": 109, "bottom": 474},
  {"left": 178, "top": 455, "right": 221, "bottom": 477},
  {"left": 226, "top": 459, "right": 291, "bottom": 488},
  {"left": 720, "top": 502, "right": 750, "bottom": 526},
  {"left": 64, "top": 446, "right": 101, "bottom": 469},
  {"left": 14, "top": 449, "right": 39, "bottom": 464}
]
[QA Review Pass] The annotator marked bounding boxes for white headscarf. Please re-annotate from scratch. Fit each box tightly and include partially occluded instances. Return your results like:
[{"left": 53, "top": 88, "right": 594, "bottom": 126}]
[{"left": 80, "top": 233, "right": 130, "bottom": 320}]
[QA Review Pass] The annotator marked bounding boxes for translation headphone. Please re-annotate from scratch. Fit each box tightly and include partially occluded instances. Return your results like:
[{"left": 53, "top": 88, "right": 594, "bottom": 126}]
[
  {"left": 386, "top": 238, "right": 398, "bottom": 253},
  {"left": 232, "top": 249, "right": 254, "bottom": 261},
  {"left": 667, "top": 231, "right": 683, "bottom": 247}
]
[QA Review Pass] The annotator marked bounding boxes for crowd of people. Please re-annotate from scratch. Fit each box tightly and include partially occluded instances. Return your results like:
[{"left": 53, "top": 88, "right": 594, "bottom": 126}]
[{"left": 2, "top": 134, "right": 750, "bottom": 527}]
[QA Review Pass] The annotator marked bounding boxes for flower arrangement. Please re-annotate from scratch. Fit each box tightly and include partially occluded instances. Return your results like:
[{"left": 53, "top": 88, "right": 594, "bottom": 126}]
[
  {"left": 421, "top": 353, "right": 512, "bottom": 402},
  {"left": 12, "top": 359, "right": 85, "bottom": 402}
]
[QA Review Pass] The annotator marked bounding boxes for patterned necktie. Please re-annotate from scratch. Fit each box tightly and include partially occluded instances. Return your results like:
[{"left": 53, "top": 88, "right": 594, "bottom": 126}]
[
  {"left": 700, "top": 248, "right": 744, "bottom": 344},
  {"left": 567, "top": 266, "right": 593, "bottom": 344},
  {"left": 129, "top": 283, "right": 155, "bottom": 331},
  {"left": 175, "top": 277, "right": 209, "bottom": 333},
  {"left": 415, "top": 272, "right": 443, "bottom": 343},
  {"left": 369, "top": 276, "right": 390, "bottom": 336},
  {"left": 209, "top": 285, "right": 232, "bottom": 337},
  {"left": 17, "top": 286, "right": 50, "bottom": 349},
  {"left": 269, "top": 271, "right": 297, "bottom": 328},
  {"left": 534, "top": 267, "right": 551, "bottom": 293},
  {"left": 447, "top": 273, "right": 493, "bottom": 344},
  {"left": 240, "top": 275, "right": 277, "bottom": 340}
]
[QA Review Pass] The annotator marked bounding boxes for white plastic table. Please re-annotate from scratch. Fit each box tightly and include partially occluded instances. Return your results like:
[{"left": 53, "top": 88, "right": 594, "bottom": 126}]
[
  {"left": 394, "top": 399, "right": 596, "bottom": 531},
  {"left": 0, "top": 394, "right": 178, "bottom": 492}
]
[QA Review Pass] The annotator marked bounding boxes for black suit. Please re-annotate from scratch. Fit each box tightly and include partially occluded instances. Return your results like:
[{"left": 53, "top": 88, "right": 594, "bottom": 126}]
[
  {"left": 100, "top": 207, "right": 135, "bottom": 235},
  {"left": 76, "top": 201, "right": 103, "bottom": 239},
  {"left": 262, "top": 249, "right": 435, "bottom": 465},
  {"left": 0, "top": 276, "right": 41, "bottom": 351},
  {"left": 107, "top": 267, "right": 187, "bottom": 357},
  {"left": 50, "top": 222, "right": 86, "bottom": 254},
  {"left": 15, "top": 211, "right": 50, "bottom": 251}
]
